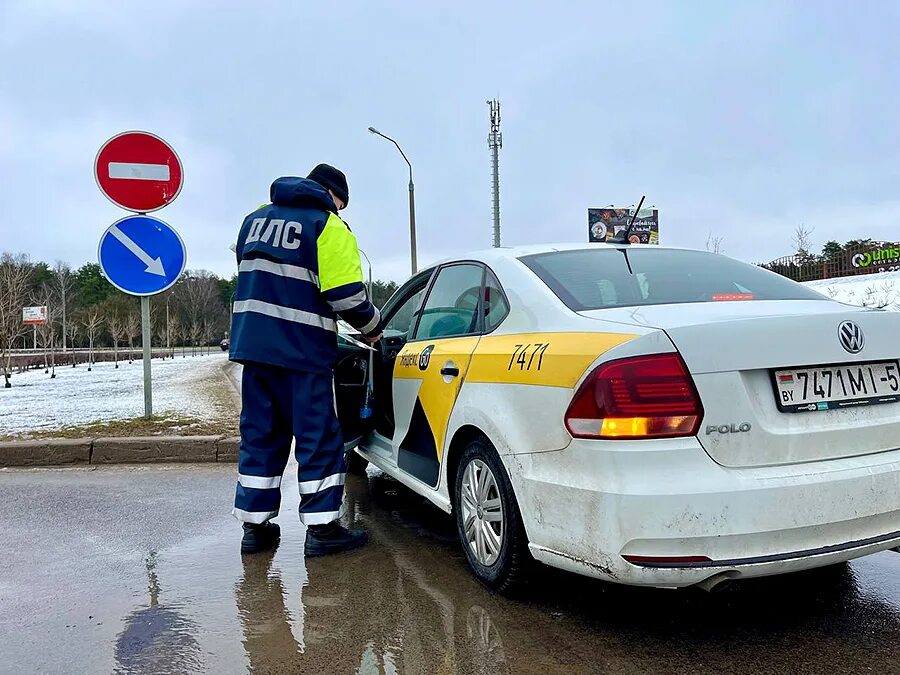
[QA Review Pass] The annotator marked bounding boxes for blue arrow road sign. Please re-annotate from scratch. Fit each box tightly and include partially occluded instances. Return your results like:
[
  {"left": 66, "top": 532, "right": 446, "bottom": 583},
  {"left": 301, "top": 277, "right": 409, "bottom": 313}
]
[{"left": 98, "top": 214, "right": 187, "bottom": 296}]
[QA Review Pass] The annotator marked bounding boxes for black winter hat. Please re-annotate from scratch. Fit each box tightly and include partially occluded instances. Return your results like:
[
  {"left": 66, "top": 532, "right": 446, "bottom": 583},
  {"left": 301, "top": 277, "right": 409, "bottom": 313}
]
[{"left": 307, "top": 164, "right": 349, "bottom": 208}]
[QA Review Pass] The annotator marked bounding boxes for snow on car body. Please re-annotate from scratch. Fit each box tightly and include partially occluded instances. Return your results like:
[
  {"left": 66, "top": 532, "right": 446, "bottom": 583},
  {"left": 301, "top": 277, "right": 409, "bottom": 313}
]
[{"left": 335, "top": 243, "right": 900, "bottom": 592}]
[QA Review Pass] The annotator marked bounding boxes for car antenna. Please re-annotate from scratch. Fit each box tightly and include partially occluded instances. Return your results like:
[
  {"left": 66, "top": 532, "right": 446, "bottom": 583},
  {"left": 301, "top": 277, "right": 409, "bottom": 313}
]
[{"left": 609, "top": 195, "right": 646, "bottom": 245}]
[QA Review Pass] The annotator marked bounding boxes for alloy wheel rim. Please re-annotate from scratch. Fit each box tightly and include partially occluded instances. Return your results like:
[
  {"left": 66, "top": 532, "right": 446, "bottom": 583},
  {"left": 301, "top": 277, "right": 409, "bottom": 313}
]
[{"left": 461, "top": 458, "right": 504, "bottom": 566}]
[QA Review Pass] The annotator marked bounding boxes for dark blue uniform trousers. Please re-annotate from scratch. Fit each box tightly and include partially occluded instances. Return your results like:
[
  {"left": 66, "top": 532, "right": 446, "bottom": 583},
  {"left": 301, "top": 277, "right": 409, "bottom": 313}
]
[{"left": 233, "top": 363, "right": 346, "bottom": 526}]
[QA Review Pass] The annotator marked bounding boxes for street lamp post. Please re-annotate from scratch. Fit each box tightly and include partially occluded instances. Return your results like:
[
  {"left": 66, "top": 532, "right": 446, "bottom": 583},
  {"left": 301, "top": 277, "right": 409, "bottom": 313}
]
[{"left": 368, "top": 126, "right": 417, "bottom": 275}]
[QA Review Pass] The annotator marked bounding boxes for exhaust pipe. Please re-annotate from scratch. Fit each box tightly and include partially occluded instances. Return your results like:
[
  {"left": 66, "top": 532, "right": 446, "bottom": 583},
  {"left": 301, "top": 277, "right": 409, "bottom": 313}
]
[{"left": 696, "top": 571, "right": 740, "bottom": 592}]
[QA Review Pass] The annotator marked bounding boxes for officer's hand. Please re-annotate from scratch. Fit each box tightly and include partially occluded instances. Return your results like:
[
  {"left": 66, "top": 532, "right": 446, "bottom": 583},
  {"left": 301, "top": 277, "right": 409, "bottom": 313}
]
[{"left": 363, "top": 333, "right": 382, "bottom": 344}]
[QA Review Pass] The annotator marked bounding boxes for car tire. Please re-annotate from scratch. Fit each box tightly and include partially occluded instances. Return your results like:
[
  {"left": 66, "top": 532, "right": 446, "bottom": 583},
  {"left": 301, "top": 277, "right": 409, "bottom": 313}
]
[
  {"left": 345, "top": 448, "right": 369, "bottom": 476},
  {"left": 454, "top": 437, "right": 531, "bottom": 595}
]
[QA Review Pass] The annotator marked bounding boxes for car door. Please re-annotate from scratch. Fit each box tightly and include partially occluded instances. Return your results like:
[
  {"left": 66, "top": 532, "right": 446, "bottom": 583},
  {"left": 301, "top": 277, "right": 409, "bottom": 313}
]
[
  {"left": 334, "top": 270, "right": 435, "bottom": 453},
  {"left": 392, "top": 263, "right": 486, "bottom": 487},
  {"left": 371, "top": 270, "right": 435, "bottom": 441},
  {"left": 334, "top": 323, "right": 374, "bottom": 452}
]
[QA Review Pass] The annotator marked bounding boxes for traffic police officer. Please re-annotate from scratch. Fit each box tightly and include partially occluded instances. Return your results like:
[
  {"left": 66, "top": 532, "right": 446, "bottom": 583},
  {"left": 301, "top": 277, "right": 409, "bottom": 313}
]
[{"left": 230, "top": 164, "right": 382, "bottom": 556}]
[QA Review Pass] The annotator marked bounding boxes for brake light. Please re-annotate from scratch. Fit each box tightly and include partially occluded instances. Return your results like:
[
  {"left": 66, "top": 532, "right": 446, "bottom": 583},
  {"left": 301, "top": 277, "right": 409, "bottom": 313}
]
[
  {"left": 565, "top": 353, "right": 703, "bottom": 439},
  {"left": 712, "top": 293, "right": 754, "bottom": 301}
]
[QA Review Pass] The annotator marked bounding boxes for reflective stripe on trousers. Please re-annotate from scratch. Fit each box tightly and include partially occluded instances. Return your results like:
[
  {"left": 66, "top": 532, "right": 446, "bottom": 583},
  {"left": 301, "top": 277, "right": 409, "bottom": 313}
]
[{"left": 233, "top": 363, "right": 347, "bottom": 526}]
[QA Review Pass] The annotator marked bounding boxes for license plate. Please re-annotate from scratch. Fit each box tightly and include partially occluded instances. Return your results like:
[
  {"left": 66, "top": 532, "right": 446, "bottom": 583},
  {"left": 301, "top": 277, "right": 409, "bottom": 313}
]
[{"left": 774, "top": 361, "right": 900, "bottom": 413}]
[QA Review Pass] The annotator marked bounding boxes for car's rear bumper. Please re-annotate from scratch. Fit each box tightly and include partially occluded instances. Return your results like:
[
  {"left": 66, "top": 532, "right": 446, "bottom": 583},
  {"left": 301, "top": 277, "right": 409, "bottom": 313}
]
[{"left": 509, "top": 439, "right": 900, "bottom": 587}]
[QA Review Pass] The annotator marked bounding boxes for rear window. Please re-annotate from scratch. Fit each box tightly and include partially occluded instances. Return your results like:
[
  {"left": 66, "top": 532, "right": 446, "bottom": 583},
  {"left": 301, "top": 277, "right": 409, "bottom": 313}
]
[{"left": 520, "top": 248, "right": 826, "bottom": 311}]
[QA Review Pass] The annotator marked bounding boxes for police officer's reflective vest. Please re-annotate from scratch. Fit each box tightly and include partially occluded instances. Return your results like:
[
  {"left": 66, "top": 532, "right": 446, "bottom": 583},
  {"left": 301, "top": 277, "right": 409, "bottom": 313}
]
[{"left": 229, "top": 177, "right": 381, "bottom": 373}]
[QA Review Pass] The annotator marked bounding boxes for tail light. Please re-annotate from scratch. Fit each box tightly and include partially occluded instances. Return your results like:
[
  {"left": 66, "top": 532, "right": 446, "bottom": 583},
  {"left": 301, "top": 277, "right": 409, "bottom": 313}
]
[
  {"left": 565, "top": 353, "right": 703, "bottom": 439},
  {"left": 712, "top": 293, "right": 754, "bottom": 301}
]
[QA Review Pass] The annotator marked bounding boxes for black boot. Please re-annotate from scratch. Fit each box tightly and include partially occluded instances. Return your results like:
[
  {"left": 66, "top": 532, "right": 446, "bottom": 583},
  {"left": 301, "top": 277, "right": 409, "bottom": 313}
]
[
  {"left": 304, "top": 522, "right": 368, "bottom": 557},
  {"left": 241, "top": 522, "right": 281, "bottom": 554}
]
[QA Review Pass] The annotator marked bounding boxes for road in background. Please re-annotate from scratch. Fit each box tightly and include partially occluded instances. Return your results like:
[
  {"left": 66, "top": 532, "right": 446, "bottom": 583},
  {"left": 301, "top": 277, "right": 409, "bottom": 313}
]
[{"left": 0, "top": 464, "right": 898, "bottom": 674}]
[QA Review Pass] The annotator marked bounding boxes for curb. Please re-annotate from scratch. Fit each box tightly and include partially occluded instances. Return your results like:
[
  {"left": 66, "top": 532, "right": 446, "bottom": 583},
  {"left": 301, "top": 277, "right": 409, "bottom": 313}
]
[{"left": 0, "top": 436, "right": 241, "bottom": 468}]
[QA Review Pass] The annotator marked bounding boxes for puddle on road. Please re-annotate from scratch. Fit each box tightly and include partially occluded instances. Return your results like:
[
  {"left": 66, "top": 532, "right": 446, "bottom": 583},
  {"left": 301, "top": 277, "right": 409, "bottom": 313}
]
[
  {"left": 1, "top": 465, "right": 898, "bottom": 674},
  {"left": 117, "top": 475, "right": 900, "bottom": 675}
]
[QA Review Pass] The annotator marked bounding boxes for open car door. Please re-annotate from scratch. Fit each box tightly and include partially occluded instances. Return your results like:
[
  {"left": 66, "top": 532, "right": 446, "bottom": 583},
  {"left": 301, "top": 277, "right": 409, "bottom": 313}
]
[{"left": 335, "top": 323, "right": 375, "bottom": 452}]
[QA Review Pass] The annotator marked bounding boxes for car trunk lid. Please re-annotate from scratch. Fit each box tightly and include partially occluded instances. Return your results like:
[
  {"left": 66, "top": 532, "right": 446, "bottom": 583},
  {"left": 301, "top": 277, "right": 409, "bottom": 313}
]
[{"left": 579, "top": 301, "right": 900, "bottom": 467}]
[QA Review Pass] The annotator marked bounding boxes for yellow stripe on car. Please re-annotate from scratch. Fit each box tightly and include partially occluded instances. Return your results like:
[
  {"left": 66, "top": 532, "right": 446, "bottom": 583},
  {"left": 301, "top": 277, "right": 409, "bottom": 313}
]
[
  {"left": 392, "top": 332, "right": 636, "bottom": 460},
  {"left": 467, "top": 332, "right": 638, "bottom": 388}
]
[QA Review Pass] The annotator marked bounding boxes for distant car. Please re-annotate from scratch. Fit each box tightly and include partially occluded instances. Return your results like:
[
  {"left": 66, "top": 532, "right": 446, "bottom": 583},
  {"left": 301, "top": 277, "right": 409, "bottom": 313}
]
[
  {"left": 335, "top": 243, "right": 900, "bottom": 593},
  {"left": 220, "top": 338, "right": 230, "bottom": 352}
]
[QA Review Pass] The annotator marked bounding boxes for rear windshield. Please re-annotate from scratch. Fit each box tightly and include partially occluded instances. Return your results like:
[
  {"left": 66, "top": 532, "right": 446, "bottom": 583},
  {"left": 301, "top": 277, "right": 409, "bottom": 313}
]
[{"left": 520, "top": 248, "right": 826, "bottom": 311}]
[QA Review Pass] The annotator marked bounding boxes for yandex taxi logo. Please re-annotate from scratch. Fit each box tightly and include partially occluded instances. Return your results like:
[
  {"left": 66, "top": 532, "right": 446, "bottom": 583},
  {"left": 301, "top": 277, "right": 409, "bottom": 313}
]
[{"left": 418, "top": 345, "right": 435, "bottom": 370}]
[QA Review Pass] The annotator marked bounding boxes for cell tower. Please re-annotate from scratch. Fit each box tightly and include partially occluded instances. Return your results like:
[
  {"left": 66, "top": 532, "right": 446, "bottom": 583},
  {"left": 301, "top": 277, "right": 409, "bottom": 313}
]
[{"left": 487, "top": 99, "right": 502, "bottom": 248}]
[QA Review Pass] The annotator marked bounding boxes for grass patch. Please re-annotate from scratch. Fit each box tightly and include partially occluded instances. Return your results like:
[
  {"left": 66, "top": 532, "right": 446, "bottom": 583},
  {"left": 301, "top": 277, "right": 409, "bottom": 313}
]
[{"left": 0, "top": 413, "right": 238, "bottom": 441}]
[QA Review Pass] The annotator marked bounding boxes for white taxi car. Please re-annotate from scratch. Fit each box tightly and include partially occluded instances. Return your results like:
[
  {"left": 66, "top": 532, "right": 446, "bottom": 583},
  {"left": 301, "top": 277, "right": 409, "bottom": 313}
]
[{"left": 335, "top": 243, "right": 900, "bottom": 593}]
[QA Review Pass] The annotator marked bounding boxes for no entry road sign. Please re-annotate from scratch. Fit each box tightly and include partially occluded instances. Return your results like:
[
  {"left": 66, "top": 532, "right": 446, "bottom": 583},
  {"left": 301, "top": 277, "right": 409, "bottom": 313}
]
[
  {"left": 95, "top": 131, "right": 183, "bottom": 212},
  {"left": 98, "top": 214, "right": 186, "bottom": 296}
]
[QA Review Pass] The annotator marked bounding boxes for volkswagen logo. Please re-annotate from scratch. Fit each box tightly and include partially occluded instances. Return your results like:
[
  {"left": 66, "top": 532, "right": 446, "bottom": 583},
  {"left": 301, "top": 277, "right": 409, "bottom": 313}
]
[{"left": 838, "top": 321, "right": 865, "bottom": 354}]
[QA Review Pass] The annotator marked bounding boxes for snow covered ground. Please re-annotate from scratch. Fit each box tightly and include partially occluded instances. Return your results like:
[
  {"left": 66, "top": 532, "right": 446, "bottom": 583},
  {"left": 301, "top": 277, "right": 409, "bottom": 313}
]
[
  {"left": 803, "top": 271, "right": 900, "bottom": 311},
  {"left": 0, "top": 353, "right": 235, "bottom": 436}
]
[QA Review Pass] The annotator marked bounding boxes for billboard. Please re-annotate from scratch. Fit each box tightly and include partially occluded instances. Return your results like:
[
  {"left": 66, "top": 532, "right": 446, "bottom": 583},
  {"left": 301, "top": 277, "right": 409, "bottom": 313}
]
[
  {"left": 22, "top": 306, "right": 47, "bottom": 325},
  {"left": 851, "top": 244, "right": 900, "bottom": 273},
  {"left": 588, "top": 207, "right": 659, "bottom": 244}
]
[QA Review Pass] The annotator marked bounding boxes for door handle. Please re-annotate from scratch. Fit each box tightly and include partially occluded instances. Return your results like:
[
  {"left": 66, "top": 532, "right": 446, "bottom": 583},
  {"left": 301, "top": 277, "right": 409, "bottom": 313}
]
[{"left": 440, "top": 366, "right": 460, "bottom": 377}]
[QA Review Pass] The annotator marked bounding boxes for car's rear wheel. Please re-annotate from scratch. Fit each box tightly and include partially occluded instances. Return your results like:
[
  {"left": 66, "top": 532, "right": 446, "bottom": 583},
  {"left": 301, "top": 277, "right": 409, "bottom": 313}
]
[{"left": 454, "top": 437, "right": 531, "bottom": 594}]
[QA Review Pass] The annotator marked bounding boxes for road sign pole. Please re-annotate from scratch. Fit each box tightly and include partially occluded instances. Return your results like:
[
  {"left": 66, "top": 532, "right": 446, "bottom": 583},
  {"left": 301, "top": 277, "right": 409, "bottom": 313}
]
[
  {"left": 141, "top": 296, "right": 152, "bottom": 419},
  {"left": 96, "top": 131, "right": 185, "bottom": 420}
]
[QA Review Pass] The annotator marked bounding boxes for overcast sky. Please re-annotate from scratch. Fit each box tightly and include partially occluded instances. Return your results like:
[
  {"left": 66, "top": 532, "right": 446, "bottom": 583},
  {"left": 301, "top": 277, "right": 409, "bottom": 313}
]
[{"left": 2, "top": 1, "right": 898, "bottom": 282}]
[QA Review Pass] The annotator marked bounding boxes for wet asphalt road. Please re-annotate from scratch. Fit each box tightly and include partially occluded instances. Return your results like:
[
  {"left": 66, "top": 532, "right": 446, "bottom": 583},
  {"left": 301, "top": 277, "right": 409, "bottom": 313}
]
[{"left": 1, "top": 464, "right": 898, "bottom": 675}]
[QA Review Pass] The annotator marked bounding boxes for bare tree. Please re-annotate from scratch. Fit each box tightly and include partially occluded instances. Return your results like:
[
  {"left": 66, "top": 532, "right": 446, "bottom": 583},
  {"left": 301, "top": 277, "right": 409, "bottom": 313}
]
[
  {"left": 705, "top": 232, "right": 725, "bottom": 254},
  {"left": 51, "top": 262, "right": 75, "bottom": 353},
  {"left": 83, "top": 308, "right": 103, "bottom": 372},
  {"left": 153, "top": 305, "right": 168, "bottom": 360},
  {"left": 168, "top": 314, "right": 180, "bottom": 359},
  {"left": 202, "top": 317, "right": 217, "bottom": 356},
  {"left": 37, "top": 308, "right": 49, "bottom": 371},
  {"left": 0, "top": 253, "right": 33, "bottom": 388},
  {"left": 152, "top": 293, "right": 178, "bottom": 359},
  {"left": 178, "top": 272, "right": 220, "bottom": 357},
  {"left": 107, "top": 312, "right": 125, "bottom": 369},
  {"left": 125, "top": 309, "right": 141, "bottom": 364},
  {"left": 792, "top": 224, "right": 815, "bottom": 257},
  {"left": 40, "top": 323, "right": 56, "bottom": 377},
  {"left": 67, "top": 320, "right": 79, "bottom": 366},
  {"left": 188, "top": 319, "right": 201, "bottom": 356},
  {"left": 205, "top": 303, "right": 229, "bottom": 356},
  {"left": 35, "top": 284, "right": 57, "bottom": 378}
]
